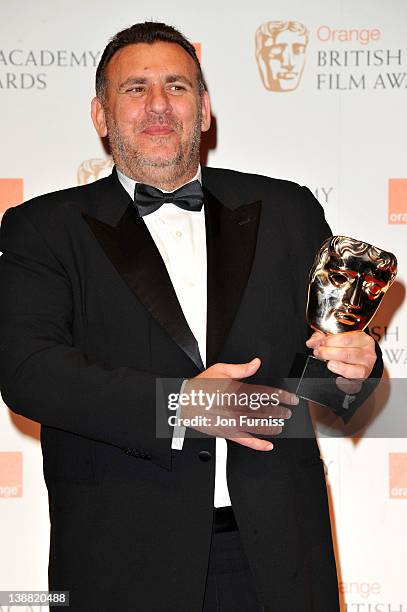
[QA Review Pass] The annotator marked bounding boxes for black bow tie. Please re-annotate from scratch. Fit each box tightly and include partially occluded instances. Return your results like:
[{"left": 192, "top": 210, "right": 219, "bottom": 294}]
[{"left": 134, "top": 180, "right": 204, "bottom": 217}]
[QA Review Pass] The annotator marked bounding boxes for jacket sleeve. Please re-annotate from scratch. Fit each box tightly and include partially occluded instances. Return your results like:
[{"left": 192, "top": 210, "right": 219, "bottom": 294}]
[
  {"left": 0, "top": 205, "right": 177, "bottom": 470},
  {"left": 332, "top": 329, "right": 383, "bottom": 424}
]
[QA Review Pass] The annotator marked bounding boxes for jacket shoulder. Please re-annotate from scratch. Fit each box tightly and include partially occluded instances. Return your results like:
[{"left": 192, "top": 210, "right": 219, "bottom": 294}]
[
  {"left": 202, "top": 165, "right": 318, "bottom": 212},
  {"left": 203, "top": 165, "right": 301, "bottom": 190},
  {"left": 2, "top": 176, "right": 111, "bottom": 225}
]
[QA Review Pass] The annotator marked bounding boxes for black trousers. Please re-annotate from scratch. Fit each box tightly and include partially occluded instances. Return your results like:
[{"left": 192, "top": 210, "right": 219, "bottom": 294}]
[{"left": 202, "top": 507, "right": 265, "bottom": 612}]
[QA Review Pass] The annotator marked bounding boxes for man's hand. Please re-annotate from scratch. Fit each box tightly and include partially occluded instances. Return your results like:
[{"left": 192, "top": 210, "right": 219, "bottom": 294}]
[
  {"left": 182, "top": 358, "right": 297, "bottom": 451},
  {"left": 306, "top": 330, "right": 377, "bottom": 394}
]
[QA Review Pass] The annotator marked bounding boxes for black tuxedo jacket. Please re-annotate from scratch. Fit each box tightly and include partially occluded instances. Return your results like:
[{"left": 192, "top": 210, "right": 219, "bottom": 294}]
[{"left": 0, "top": 167, "right": 382, "bottom": 611}]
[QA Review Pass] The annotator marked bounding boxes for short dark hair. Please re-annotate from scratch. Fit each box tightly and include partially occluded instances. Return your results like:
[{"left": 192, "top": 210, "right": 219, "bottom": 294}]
[{"left": 96, "top": 21, "right": 205, "bottom": 100}]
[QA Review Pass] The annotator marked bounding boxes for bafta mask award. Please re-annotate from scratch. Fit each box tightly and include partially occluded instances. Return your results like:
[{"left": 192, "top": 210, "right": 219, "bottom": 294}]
[{"left": 293, "top": 235, "right": 397, "bottom": 409}]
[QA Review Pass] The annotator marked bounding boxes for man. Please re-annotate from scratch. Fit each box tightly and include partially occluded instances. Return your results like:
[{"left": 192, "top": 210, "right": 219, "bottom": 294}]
[{"left": 0, "top": 22, "right": 381, "bottom": 611}]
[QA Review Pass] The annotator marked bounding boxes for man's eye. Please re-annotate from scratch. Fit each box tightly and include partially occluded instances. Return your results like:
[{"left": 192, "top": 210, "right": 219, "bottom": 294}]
[
  {"left": 293, "top": 44, "right": 306, "bottom": 55},
  {"left": 364, "top": 282, "right": 382, "bottom": 297},
  {"left": 126, "top": 87, "right": 145, "bottom": 93},
  {"left": 268, "top": 45, "right": 284, "bottom": 58},
  {"left": 328, "top": 272, "right": 349, "bottom": 287},
  {"left": 168, "top": 84, "right": 186, "bottom": 92}
]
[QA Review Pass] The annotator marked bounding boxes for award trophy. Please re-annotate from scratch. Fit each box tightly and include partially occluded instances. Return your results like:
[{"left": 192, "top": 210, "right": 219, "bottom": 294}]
[{"left": 292, "top": 236, "right": 397, "bottom": 409}]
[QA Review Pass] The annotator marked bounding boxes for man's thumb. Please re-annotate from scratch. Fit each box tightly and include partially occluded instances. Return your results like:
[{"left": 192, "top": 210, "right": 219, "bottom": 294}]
[{"left": 232, "top": 357, "right": 261, "bottom": 379}]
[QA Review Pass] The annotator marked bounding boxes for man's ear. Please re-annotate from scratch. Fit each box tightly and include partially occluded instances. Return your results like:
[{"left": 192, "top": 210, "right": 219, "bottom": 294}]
[
  {"left": 91, "top": 97, "right": 108, "bottom": 138},
  {"left": 201, "top": 90, "right": 211, "bottom": 133}
]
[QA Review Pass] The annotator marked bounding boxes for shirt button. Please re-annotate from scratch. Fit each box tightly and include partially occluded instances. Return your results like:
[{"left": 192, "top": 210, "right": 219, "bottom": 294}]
[
  {"left": 175, "top": 230, "right": 182, "bottom": 238},
  {"left": 198, "top": 450, "right": 212, "bottom": 462}
]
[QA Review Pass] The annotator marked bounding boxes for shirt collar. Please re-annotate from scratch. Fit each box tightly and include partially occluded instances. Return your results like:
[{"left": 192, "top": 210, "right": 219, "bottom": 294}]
[{"left": 116, "top": 165, "right": 202, "bottom": 202}]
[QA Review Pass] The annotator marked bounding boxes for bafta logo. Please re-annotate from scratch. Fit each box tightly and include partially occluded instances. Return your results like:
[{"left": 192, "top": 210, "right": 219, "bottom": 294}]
[
  {"left": 293, "top": 236, "right": 397, "bottom": 410},
  {"left": 77, "top": 158, "right": 114, "bottom": 185},
  {"left": 255, "top": 21, "right": 309, "bottom": 92},
  {"left": 307, "top": 236, "right": 397, "bottom": 334}
]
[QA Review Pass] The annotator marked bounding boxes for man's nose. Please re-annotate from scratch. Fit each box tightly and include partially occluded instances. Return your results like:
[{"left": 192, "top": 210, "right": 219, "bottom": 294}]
[
  {"left": 281, "top": 46, "right": 294, "bottom": 70},
  {"left": 346, "top": 277, "right": 364, "bottom": 308},
  {"left": 145, "top": 85, "right": 172, "bottom": 115}
]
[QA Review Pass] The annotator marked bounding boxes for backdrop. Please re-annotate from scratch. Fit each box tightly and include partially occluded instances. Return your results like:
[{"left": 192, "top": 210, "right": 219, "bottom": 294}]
[{"left": 1, "top": 0, "right": 406, "bottom": 610}]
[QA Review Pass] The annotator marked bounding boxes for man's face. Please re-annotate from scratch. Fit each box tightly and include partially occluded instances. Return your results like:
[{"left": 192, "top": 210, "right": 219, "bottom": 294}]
[
  {"left": 91, "top": 41, "right": 210, "bottom": 188},
  {"left": 307, "top": 253, "right": 392, "bottom": 334},
  {"left": 258, "top": 30, "right": 307, "bottom": 92}
]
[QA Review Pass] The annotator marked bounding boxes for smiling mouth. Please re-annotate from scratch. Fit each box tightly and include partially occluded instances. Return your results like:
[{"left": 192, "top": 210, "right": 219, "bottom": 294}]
[
  {"left": 334, "top": 311, "right": 361, "bottom": 325},
  {"left": 142, "top": 126, "right": 175, "bottom": 136}
]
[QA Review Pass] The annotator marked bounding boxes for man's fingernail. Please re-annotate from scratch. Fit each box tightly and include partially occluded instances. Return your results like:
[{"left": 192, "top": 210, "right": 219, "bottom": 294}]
[
  {"left": 265, "top": 443, "right": 273, "bottom": 450},
  {"left": 313, "top": 349, "right": 319, "bottom": 357},
  {"left": 291, "top": 395, "right": 299, "bottom": 405}
]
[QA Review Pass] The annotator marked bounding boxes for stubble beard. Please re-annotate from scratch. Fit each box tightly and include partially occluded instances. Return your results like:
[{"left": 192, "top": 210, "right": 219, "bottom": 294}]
[{"left": 106, "top": 109, "right": 202, "bottom": 190}]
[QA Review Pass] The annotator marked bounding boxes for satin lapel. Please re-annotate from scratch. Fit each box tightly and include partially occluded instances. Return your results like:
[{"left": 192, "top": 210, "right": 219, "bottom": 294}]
[
  {"left": 82, "top": 203, "right": 204, "bottom": 371},
  {"left": 203, "top": 187, "right": 262, "bottom": 366}
]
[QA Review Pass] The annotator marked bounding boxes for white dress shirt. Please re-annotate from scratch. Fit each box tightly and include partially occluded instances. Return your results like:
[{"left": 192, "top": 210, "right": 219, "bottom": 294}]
[{"left": 117, "top": 167, "right": 231, "bottom": 508}]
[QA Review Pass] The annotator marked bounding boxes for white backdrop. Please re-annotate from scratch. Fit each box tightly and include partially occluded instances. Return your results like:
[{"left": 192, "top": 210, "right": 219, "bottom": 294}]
[{"left": 1, "top": 0, "right": 406, "bottom": 610}]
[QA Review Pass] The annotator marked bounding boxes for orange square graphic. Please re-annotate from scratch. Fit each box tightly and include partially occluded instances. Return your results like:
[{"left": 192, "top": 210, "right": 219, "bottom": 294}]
[
  {"left": 0, "top": 178, "right": 23, "bottom": 214},
  {"left": 193, "top": 42, "right": 201, "bottom": 62},
  {"left": 389, "top": 453, "right": 407, "bottom": 498},
  {"left": 0, "top": 451, "right": 22, "bottom": 498},
  {"left": 388, "top": 178, "right": 407, "bottom": 224}
]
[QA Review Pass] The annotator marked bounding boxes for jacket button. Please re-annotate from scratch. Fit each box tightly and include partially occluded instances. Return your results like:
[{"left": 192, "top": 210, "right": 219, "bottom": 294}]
[{"left": 198, "top": 450, "right": 212, "bottom": 462}]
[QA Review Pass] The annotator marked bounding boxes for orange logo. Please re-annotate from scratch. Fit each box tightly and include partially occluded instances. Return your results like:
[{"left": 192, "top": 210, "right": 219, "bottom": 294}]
[
  {"left": 389, "top": 453, "right": 407, "bottom": 498},
  {"left": 388, "top": 179, "right": 407, "bottom": 224},
  {"left": 0, "top": 452, "right": 22, "bottom": 498},
  {"left": 255, "top": 21, "right": 309, "bottom": 92},
  {"left": 0, "top": 178, "right": 23, "bottom": 214}
]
